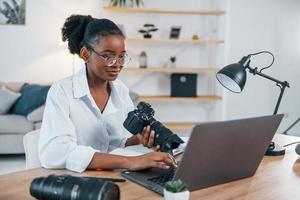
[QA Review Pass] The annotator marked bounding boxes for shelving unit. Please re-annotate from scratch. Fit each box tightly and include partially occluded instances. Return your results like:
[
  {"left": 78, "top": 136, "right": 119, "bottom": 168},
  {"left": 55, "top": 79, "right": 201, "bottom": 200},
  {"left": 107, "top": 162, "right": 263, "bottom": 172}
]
[
  {"left": 103, "top": 7, "right": 225, "bottom": 15},
  {"left": 138, "top": 95, "right": 222, "bottom": 102},
  {"left": 123, "top": 67, "right": 219, "bottom": 74},
  {"left": 163, "top": 122, "right": 195, "bottom": 131},
  {"left": 103, "top": 1, "right": 226, "bottom": 130},
  {"left": 127, "top": 38, "right": 224, "bottom": 45}
]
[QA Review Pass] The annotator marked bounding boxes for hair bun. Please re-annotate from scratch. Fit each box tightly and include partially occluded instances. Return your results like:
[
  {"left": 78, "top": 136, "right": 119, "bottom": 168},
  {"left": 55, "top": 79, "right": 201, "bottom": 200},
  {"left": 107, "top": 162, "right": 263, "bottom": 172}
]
[{"left": 61, "top": 15, "right": 93, "bottom": 54}]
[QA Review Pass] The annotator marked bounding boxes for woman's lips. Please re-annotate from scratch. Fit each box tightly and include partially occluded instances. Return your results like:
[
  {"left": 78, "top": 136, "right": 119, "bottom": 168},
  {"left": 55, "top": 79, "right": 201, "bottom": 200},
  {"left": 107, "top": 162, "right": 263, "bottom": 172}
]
[{"left": 107, "top": 70, "right": 120, "bottom": 76}]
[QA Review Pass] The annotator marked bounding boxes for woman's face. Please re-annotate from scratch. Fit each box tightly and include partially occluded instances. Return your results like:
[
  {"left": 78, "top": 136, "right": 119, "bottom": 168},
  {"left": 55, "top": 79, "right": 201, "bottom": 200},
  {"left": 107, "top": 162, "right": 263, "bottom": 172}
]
[{"left": 88, "top": 35, "right": 126, "bottom": 81}]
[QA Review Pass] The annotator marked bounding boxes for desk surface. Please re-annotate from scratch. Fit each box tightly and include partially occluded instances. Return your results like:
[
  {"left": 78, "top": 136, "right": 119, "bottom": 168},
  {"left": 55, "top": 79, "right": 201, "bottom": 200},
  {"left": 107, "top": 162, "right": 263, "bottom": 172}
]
[{"left": 1, "top": 134, "right": 300, "bottom": 200}]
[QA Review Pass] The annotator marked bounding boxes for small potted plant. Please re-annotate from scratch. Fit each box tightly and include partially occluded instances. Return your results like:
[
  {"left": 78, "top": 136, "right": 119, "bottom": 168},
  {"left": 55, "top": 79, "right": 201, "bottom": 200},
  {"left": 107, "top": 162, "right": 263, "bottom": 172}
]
[
  {"left": 138, "top": 24, "right": 158, "bottom": 39},
  {"left": 164, "top": 179, "right": 190, "bottom": 200},
  {"left": 109, "top": 0, "right": 143, "bottom": 7}
]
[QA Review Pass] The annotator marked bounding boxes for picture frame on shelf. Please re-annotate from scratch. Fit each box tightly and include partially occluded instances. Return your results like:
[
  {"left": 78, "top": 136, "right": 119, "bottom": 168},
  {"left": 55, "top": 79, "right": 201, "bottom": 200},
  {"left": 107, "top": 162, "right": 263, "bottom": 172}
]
[
  {"left": 169, "top": 26, "right": 181, "bottom": 39},
  {"left": 0, "top": 0, "right": 25, "bottom": 25}
]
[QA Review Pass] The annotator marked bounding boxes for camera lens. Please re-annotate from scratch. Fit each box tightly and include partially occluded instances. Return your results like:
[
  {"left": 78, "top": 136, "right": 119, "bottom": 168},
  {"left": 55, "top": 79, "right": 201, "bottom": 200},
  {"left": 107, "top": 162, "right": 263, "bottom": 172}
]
[
  {"left": 30, "top": 175, "right": 120, "bottom": 200},
  {"left": 30, "top": 177, "right": 44, "bottom": 199},
  {"left": 30, "top": 175, "right": 66, "bottom": 200}
]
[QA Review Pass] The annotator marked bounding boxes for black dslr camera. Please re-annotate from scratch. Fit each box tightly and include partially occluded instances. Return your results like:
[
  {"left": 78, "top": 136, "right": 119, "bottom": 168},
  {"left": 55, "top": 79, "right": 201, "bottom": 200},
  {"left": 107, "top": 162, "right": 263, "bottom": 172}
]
[
  {"left": 30, "top": 174, "right": 120, "bottom": 200},
  {"left": 123, "top": 101, "right": 184, "bottom": 153}
]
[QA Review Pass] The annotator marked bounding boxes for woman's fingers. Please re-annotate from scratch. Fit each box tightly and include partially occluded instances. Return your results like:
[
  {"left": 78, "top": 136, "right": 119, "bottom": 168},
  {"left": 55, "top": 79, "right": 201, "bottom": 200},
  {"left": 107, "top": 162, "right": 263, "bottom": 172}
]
[
  {"left": 162, "top": 154, "right": 177, "bottom": 168},
  {"left": 154, "top": 145, "right": 160, "bottom": 151},
  {"left": 147, "top": 130, "right": 155, "bottom": 147},
  {"left": 142, "top": 126, "right": 155, "bottom": 148},
  {"left": 154, "top": 161, "right": 170, "bottom": 169},
  {"left": 129, "top": 152, "right": 177, "bottom": 171},
  {"left": 153, "top": 152, "right": 177, "bottom": 168},
  {"left": 142, "top": 126, "right": 150, "bottom": 146},
  {"left": 168, "top": 153, "right": 178, "bottom": 168}
]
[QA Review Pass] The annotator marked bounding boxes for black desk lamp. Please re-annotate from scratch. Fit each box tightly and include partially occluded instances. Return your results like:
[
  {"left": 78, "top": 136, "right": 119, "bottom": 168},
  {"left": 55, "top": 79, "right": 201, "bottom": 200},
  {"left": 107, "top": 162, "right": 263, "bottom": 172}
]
[{"left": 216, "top": 51, "right": 290, "bottom": 156}]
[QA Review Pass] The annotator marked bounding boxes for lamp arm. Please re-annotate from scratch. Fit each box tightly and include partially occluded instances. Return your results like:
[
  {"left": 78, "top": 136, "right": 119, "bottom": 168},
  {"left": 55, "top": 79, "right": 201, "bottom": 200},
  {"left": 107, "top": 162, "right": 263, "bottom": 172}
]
[
  {"left": 282, "top": 117, "right": 300, "bottom": 135},
  {"left": 272, "top": 84, "right": 287, "bottom": 115},
  {"left": 246, "top": 66, "right": 290, "bottom": 115}
]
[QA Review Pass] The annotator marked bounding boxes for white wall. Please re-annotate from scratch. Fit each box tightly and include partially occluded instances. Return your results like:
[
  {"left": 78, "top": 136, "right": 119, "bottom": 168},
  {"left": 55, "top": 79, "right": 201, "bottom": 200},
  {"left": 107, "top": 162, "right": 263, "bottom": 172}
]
[
  {"left": 0, "top": 0, "right": 101, "bottom": 83},
  {"left": 0, "top": 0, "right": 299, "bottom": 134},
  {"left": 225, "top": 0, "right": 300, "bottom": 135}
]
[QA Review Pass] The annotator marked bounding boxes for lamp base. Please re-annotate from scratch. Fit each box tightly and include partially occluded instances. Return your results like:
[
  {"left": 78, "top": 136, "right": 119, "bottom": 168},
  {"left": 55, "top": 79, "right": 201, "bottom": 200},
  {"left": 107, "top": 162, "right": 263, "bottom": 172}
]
[{"left": 265, "top": 142, "right": 285, "bottom": 156}]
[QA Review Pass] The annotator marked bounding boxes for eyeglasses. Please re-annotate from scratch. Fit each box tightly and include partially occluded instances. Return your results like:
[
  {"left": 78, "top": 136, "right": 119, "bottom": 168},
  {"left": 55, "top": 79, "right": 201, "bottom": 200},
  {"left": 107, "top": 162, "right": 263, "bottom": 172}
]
[{"left": 90, "top": 48, "right": 131, "bottom": 67}]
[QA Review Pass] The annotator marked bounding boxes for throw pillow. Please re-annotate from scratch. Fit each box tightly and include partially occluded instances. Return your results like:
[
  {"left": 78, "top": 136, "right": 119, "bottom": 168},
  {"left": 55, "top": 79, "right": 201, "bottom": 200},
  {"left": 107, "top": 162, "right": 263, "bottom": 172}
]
[
  {"left": 27, "top": 104, "right": 46, "bottom": 122},
  {"left": 0, "top": 86, "right": 21, "bottom": 114},
  {"left": 10, "top": 83, "right": 50, "bottom": 116}
]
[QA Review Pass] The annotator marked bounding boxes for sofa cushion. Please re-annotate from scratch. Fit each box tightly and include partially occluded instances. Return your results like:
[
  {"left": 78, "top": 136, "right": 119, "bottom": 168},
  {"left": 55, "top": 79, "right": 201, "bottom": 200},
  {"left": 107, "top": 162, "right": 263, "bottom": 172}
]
[
  {"left": 34, "top": 122, "right": 42, "bottom": 130},
  {"left": 0, "top": 82, "right": 24, "bottom": 92},
  {"left": 0, "top": 86, "right": 21, "bottom": 114},
  {"left": 0, "top": 114, "right": 34, "bottom": 134},
  {"left": 10, "top": 83, "right": 50, "bottom": 116},
  {"left": 27, "top": 105, "right": 45, "bottom": 122},
  {"left": 0, "top": 134, "right": 25, "bottom": 154}
]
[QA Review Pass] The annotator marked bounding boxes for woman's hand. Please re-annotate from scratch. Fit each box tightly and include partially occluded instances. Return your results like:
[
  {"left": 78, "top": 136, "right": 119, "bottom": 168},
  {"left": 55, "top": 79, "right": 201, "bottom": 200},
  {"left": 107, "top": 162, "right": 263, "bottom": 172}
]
[
  {"left": 127, "top": 152, "right": 177, "bottom": 171},
  {"left": 125, "top": 126, "right": 159, "bottom": 150},
  {"left": 136, "top": 125, "right": 159, "bottom": 149}
]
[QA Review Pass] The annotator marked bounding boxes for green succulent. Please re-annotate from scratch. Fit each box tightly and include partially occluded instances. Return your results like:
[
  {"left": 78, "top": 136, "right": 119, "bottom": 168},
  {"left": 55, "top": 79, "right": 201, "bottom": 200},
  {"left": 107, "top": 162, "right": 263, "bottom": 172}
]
[
  {"left": 110, "top": 0, "right": 143, "bottom": 7},
  {"left": 165, "top": 179, "right": 188, "bottom": 193}
]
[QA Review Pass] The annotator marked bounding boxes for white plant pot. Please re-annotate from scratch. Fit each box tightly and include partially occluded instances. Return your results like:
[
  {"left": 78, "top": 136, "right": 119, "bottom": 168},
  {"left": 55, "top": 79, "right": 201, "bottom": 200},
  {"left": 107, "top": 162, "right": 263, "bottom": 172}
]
[{"left": 163, "top": 189, "right": 190, "bottom": 200}]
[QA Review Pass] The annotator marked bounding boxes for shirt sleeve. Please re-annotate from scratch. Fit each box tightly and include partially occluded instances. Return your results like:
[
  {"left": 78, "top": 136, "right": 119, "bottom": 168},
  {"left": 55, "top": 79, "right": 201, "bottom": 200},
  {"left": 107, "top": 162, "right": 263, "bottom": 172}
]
[{"left": 38, "top": 83, "right": 97, "bottom": 173}]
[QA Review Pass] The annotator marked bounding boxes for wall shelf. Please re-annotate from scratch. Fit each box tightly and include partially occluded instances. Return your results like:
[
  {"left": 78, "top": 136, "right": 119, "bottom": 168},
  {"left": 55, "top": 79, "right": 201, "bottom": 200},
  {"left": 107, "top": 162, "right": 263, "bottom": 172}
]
[
  {"left": 127, "top": 38, "right": 224, "bottom": 45},
  {"left": 138, "top": 95, "right": 222, "bottom": 102},
  {"left": 103, "top": 7, "right": 225, "bottom": 15},
  {"left": 163, "top": 122, "right": 195, "bottom": 130},
  {"left": 123, "top": 67, "right": 219, "bottom": 74}
]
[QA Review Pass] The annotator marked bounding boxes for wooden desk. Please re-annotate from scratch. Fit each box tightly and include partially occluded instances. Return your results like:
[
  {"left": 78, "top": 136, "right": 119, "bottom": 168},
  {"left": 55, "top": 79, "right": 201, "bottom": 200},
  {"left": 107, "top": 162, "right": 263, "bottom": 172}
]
[{"left": 1, "top": 134, "right": 300, "bottom": 200}]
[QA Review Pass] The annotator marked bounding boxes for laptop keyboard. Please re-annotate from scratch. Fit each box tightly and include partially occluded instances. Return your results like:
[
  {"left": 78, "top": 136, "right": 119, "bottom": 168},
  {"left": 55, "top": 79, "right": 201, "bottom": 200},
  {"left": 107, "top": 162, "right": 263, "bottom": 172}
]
[{"left": 148, "top": 169, "right": 175, "bottom": 186}]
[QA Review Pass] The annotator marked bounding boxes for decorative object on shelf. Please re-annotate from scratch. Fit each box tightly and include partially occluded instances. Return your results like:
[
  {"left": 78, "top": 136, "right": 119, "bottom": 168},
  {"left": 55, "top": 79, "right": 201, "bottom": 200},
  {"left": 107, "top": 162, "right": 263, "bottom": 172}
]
[
  {"left": 169, "top": 26, "right": 181, "bottom": 39},
  {"left": 216, "top": 50, "right": 290, "bottom": 156},
  {"left": 0, "top": 0, "right": 25, "bottom": 25},
  {"left": 192, "top": 34, "right": 200, "bottom": 40},
  {"left": 169, "top": 56, "right": 176, "bottom": 68},
  {"left": 164, "top": 179, "right": 189, "bottom": 200},
  {"left": 139, "top": 51, "right": 147, "bottom": 68},
  {"left": 109, "top": 0, "right": 143, "bottom": 7},
  {"left": 163, "top": 56, "right": 177, "bottom": 68},
  {"left": 171, "top": 73, "right": 197, "bottom": 97},
  {"left": 138, "top": 24, "right": 158, "bottom": 39}
]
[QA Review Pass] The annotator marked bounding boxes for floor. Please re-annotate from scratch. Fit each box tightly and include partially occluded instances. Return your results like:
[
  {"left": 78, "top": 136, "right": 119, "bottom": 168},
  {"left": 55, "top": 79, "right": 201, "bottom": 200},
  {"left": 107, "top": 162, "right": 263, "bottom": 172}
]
[{"left": 0, "top": 154, "right": 26, "bottom": 175}]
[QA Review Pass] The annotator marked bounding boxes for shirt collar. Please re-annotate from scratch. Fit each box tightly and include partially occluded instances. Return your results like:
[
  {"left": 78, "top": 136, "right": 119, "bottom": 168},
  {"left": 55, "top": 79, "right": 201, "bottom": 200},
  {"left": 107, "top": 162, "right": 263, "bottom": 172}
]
[
  {"left": 72, "top": 65, "right": 90, "bottom": 99},
  {"left": 72, "top": 65, "right": 123, "bottom": 111}
]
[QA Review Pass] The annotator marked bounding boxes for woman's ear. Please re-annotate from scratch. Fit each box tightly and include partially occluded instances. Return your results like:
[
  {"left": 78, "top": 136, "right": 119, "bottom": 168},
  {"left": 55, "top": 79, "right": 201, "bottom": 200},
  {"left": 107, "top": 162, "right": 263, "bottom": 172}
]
[{"left": 80, "top": 47, "right": 90, "bottom": 63}]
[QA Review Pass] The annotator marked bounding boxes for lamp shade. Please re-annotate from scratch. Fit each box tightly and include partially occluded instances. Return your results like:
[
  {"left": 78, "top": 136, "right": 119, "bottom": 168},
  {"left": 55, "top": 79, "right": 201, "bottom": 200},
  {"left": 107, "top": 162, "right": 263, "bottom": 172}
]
[{"left": 216, "top": 63, "right": 247, "bottom": 93}]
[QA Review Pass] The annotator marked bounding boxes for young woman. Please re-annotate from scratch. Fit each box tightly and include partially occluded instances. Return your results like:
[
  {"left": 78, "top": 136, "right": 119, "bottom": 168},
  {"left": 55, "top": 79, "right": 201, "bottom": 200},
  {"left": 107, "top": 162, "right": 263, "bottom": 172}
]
[{"left": 38, "top": 15, "right": 176, "bottom": 173}]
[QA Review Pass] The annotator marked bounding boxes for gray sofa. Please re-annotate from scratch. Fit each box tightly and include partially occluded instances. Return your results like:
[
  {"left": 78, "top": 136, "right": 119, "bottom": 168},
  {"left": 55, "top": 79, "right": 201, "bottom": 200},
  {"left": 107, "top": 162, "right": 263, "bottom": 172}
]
[
  {"left": 0, "top": 82, "right": 138, "bottom": 154},
  {"left": 0, "top": 82, "right": 45, "bottom": 154}
]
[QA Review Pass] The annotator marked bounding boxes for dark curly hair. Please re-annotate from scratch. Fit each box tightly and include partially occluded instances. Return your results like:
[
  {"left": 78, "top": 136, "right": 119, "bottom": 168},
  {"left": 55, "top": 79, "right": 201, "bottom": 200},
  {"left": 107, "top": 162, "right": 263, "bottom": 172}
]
[{"left": 61, "top": 15, "right": 124, "bottom": 55}]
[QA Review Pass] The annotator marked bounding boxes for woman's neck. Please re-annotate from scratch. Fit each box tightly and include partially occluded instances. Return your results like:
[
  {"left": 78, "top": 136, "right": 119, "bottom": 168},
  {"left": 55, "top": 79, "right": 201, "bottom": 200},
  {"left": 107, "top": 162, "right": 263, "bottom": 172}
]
[{"left": 86, "top": 66, "right": 108, "bottom": 92}]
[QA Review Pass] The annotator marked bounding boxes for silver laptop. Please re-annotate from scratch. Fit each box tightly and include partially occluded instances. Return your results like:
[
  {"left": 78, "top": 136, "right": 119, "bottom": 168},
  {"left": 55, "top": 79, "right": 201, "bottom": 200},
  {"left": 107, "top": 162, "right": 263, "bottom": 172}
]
[{"left": 121, "top": 114, "right": 283, "bottom": 195}]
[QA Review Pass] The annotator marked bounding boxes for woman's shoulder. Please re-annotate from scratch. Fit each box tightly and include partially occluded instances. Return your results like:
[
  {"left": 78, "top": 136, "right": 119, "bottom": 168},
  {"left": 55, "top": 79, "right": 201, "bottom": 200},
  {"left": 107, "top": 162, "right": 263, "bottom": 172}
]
[{"left": 48, "top": 76, "right": 73, "bottom": 96}]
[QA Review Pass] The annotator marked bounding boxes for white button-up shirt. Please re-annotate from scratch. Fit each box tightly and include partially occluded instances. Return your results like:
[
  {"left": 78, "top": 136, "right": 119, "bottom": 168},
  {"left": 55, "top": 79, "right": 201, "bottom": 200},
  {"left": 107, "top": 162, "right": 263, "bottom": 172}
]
[{"left": 39, "top": 66, "right": 134, "bottom": 173}]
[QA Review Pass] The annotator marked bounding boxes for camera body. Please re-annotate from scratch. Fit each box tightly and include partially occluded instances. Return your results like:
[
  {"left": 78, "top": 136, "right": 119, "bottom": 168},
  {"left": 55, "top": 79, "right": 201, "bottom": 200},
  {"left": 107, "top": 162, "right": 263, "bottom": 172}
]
[
  {"left": 123, "top": 101, "right": 184, "bottom": 153},
  {"left": 30, "top": 174, "right": 120, "bottom": 200}
]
